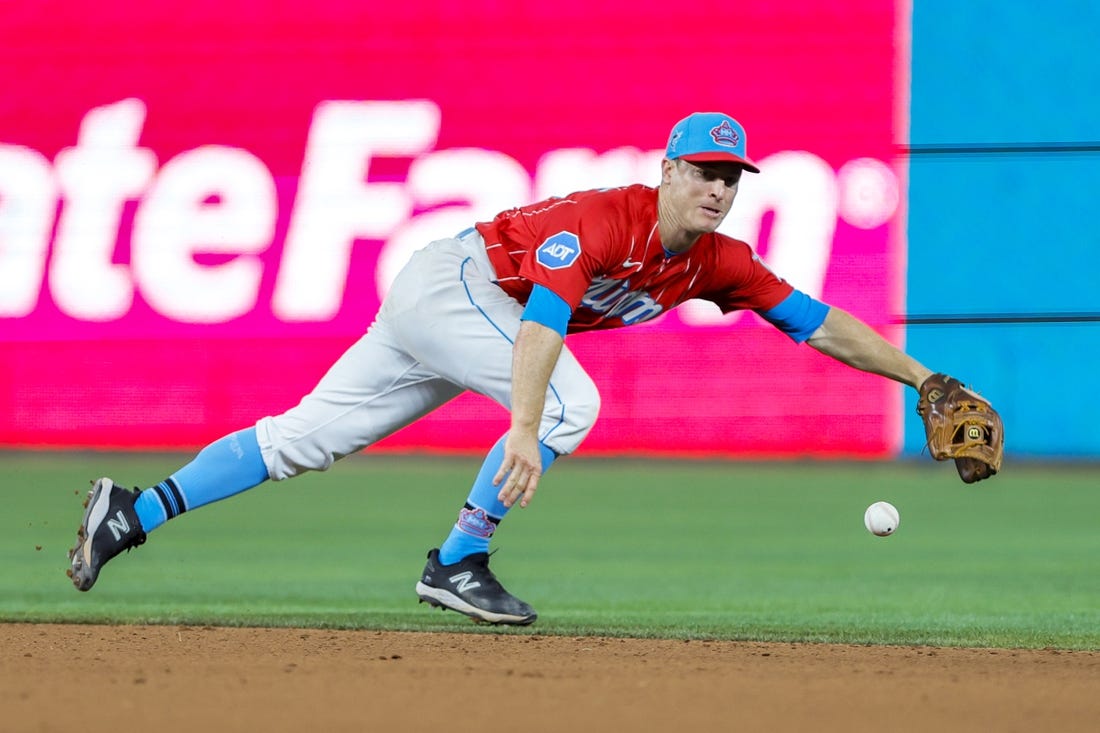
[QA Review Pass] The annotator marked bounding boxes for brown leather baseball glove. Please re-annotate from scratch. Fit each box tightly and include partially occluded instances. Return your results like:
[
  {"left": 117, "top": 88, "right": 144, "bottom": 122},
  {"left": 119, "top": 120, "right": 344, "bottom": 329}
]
[{"left": 917, "top": 373, "right": 1004, "bottom": 483}]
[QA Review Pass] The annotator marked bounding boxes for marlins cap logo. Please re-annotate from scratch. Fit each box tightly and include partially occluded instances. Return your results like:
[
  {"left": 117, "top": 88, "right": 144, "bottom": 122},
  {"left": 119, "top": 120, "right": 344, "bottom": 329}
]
[{"left": 709, "top": 120, "right": 740, "bottom": 147}]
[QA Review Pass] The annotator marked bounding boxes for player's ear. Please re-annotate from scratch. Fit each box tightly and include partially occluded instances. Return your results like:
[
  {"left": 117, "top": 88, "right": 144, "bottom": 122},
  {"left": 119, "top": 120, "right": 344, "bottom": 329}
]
[{"left": 661, "top": 158, "right": 675, "bottom": 185}]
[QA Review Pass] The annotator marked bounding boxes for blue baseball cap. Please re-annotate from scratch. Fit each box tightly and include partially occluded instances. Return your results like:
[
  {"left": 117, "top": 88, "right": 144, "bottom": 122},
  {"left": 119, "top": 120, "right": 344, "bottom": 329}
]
[{"left": 665, "top": 112, "right": 760, "bottom": 173}]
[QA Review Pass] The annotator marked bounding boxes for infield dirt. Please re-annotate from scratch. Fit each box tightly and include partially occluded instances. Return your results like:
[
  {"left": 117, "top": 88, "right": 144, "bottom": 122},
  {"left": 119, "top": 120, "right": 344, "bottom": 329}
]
[{"left": 3, "top": 624, "right": 1098, "bottom": 732}]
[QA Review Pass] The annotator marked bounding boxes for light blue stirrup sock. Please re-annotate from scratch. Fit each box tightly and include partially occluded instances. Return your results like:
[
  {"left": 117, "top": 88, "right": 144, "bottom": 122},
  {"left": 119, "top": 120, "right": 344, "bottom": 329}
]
[
  {"left": 438, "top": 434, "right": 558, "bottom": 565},
  {"left": 133, "top": 428, "right": 269, "bottom": 532}
]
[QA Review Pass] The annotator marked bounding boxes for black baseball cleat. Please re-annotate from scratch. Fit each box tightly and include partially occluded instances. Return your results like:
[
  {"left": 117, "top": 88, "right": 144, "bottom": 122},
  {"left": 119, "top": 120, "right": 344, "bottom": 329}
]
[
  {"left": 415, "top": 548, "right": 537, "bottom": 625},
  {"left": 67, "top": 478, "right": 147, "bottom": 592}
]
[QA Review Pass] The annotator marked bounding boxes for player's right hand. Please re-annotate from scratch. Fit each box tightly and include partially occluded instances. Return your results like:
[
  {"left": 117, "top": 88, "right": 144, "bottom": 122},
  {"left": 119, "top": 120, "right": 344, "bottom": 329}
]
[{"left": 495, "top": 431, "right": 543, "bottom": 509}]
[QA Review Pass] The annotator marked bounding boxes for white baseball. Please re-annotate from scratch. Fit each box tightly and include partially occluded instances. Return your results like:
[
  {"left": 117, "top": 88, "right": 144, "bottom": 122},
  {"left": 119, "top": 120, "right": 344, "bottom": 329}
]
[{"left": 864, "top": 501, "right": 900, "bottom": 536}]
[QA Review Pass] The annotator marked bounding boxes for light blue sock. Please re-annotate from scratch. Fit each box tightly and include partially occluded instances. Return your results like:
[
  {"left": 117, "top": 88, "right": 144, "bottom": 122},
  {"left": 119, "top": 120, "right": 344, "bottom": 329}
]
[
  {"left": 133, "top": 428, "right": 269, "bottom": 532},
  {"left": 438, "top": 434, "right": 558, "bottom": 565}
]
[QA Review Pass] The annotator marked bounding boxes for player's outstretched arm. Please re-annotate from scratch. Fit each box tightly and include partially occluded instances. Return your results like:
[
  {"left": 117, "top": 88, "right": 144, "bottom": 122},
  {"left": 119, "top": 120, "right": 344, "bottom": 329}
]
[
  {"left": 805, "top": 306, "right": 932, "bottom": 388},
  {"left": 808, "top": 307, "right": 1004, "bottom": 481}
]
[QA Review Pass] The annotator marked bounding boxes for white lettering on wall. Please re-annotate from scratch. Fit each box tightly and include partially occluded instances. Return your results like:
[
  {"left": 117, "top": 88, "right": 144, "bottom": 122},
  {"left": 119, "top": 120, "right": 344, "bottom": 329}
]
[
  {"left": 376, "top": 147, "right": 531, "bottom": 299},
  {"left": 724, "top": 150, "right": 838, "bottom": 296},
  {"left": 133, "top": 145, "right": 276, "bottom": 322},
  {"left": 0, "top": 99, "right": 900, "bottom": 328},
  {"left": 49, "top": 99, "right": 157, "bottom": 321},
  {"left": 0, "top": 145, "right": 56, "bottom": 317},
  {"left": 273, "top": 100, "right": 440, "bottom": 321},
  {"left": 678, "top": 151, "right": 839, "bottom": 326},
  {"left": 837, "top": 157, "right": 899, "bottom": 229}
]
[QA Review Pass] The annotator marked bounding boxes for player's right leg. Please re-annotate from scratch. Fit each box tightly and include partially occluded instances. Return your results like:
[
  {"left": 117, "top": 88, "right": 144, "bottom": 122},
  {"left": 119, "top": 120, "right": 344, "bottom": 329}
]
[
  {"left": 68, "top": 478, "right": 147, "bottom": 591},
  {"left": 67, "top": 301, "right": 465, "bottom": 592},
  {"left": 67, "top": 329, "right": 465, "bottom": 592},
  {"left": 67, "top": 427, "right": 270, "bottom": 591}
]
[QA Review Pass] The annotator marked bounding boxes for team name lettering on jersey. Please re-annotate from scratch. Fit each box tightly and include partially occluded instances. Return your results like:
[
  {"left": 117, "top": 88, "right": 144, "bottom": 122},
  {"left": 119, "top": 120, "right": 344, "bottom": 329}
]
[
  {"left": 536, "top": 232, "right": 582, "bottom": 269},
  {"left": 580, "top": 277, "right": 664, "bottom": 325}
]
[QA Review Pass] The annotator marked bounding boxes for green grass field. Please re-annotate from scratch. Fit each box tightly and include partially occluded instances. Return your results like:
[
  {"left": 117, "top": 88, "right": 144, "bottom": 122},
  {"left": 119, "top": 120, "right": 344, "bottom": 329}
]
[{"left": 3, "top": 451, "right": 1097, "bottom": 650}]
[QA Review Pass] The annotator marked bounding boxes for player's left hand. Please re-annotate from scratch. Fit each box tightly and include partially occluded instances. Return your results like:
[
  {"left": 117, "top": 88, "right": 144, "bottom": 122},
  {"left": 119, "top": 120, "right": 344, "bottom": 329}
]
[
  {"left": 496, "top": 431, "right": 543, "bottom": 508},
  {"left": 917, "top": 373, "right": 1005, "bottom": 482}
]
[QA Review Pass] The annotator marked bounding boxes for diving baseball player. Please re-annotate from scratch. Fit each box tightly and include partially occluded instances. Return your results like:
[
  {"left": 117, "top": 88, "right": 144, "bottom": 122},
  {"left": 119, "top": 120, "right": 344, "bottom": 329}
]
[{"left": 68, "top": 112, "right": 1002, "bottom": 624}]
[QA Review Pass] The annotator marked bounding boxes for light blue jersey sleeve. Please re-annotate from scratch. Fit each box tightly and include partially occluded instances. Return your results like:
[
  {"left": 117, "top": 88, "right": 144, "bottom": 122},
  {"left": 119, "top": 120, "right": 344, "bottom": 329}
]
[
  {"left": 521, "top": 284, "right": 571, "bottom": 337},
  {"left": 757, "top": 289, "right": 830, "bottom": 343}
]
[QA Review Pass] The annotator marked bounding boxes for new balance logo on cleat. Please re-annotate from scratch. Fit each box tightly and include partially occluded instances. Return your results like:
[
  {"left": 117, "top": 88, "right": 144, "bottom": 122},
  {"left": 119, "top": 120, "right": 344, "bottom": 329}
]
[
  {"left": 106, "top": 510, "right": 130, "bottom": 541},
  {"left": 67, "top": 478, "right": 147, "bottom": 592},
  {"left": 448, "top": 571, "right": 481, "bottom": 593},
  {"left": 415, "top": 548, "right": 537, "bottom": 625}
]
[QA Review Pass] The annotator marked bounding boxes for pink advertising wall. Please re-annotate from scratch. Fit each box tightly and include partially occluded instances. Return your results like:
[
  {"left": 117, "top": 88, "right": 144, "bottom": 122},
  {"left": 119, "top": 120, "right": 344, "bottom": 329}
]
[{"left": 0, "top": 1, "right": 909, "bottom": 456}]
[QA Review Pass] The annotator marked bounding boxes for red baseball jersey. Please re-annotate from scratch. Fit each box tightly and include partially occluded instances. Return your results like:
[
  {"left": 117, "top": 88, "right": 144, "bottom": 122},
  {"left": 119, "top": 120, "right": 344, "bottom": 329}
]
[{"left": 476, "top": 184, "right": 793, "bottom": 333}]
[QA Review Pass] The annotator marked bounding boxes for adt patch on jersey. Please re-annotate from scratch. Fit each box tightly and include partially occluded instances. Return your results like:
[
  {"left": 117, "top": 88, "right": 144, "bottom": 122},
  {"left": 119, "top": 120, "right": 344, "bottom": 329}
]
[{"left": 536, "top": 231, "right": 582, "bottom": 269}]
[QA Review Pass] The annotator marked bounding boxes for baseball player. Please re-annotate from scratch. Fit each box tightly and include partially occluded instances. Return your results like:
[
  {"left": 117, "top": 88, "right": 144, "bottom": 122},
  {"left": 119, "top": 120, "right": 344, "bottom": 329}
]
[{"left": 68, "top": 112, "right": 1002, "bottom": 625}]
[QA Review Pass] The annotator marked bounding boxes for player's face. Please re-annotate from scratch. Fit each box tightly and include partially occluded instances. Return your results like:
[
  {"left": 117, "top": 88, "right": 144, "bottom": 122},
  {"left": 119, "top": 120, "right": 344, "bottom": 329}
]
[{"left": 663, "top": 159, "right": 742, "bottom": 233}]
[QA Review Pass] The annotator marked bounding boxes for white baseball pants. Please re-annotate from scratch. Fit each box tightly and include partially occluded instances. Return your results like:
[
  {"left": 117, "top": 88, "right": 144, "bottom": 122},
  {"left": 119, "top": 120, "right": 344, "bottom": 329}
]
[{"left": 255, "top": 231, "right": 600, "bottom": 480}]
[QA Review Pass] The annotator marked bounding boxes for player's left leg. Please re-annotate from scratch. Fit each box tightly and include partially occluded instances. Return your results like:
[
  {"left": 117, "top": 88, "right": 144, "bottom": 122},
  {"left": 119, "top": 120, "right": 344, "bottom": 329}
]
[
  {"left": 404, "top": 233, "right": 601, "bottom": 623},
  {"left": 395, "top": 236, "right": 599, "bottom": 539},
  {"left": 413, "top": 346, "right": 597, "bottom": 623}
]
